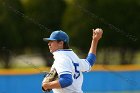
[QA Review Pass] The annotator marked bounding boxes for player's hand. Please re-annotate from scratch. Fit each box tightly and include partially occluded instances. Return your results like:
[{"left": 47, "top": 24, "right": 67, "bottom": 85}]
[
  {"left": 92, "top": 28, "right": 103, "bottom": 41},
  {"left": 42, "top": 82, "right": 49, "bottom": 91}
]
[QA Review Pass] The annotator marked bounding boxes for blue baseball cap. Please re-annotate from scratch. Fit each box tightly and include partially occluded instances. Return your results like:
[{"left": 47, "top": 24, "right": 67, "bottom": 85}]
[{"left": 43, "top": 30, "right": 69, "bottom": 43}]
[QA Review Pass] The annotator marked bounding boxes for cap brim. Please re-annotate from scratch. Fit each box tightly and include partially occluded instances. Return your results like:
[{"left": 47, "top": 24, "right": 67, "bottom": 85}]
[{"left": 43, "top": 38, "right": 56, "bottom": 42}]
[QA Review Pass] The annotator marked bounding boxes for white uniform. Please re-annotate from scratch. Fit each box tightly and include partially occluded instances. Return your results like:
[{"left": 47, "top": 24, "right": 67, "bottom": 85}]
[{"left": 51, "top": 49, "right": 91, "bottom": 93}]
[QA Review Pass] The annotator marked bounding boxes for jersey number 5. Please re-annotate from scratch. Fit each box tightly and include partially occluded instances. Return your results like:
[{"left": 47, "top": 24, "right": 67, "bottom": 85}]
[{"left": 73, "top": 62, "right": 80, "bottom": 79}]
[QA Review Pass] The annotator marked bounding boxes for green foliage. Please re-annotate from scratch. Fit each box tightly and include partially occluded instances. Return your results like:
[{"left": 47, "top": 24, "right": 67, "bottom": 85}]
[
  {"left": 0, "top": 0, "right": 66, "bottom": 68},
  {"left": 0, "top": 0, "right": 24, "bottom": 49},
  {"left": 0, "top": 0, "right": 66, "bottom": 49},
  {"left": 0, "top": 0, "right": 140, "bottom": 66},
  {"left": 21, "top": 0, "right": 66, "bottom": 48},
  {"left": 1, "top": 0, "right": 139, "bottom": 50},
  {"left": 62, "top": 0, "right": 140, "bottom": 52}
]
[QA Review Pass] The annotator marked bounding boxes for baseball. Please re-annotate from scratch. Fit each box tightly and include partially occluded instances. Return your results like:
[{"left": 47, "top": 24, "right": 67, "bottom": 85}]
[
  {"left": 94, "top": 28, "right": 102, "bottom": 33},
  {"left": 97, "top": 29, "right": 103, "bottom": 33}
]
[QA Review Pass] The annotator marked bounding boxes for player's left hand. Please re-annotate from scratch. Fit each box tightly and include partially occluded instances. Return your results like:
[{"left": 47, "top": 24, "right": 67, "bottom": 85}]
[
  {"left": 92, "top": 28, "right": 103, "bottom": 41},
  {"left": 42, "top": 82, "right": 50, "bottom": 92}
]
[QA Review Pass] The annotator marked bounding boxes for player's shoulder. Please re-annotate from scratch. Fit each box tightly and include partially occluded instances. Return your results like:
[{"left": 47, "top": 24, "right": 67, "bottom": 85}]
[
  {"left": 53, "top": 49, "right": 73, "bottom": 57},
  {"left": 53, "top": 52, "right": 68, "bottom": 60}
]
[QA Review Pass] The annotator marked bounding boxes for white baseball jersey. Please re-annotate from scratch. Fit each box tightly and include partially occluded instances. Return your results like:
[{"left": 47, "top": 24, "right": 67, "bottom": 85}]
[{"left": 51, "top": 49, "right": 91, "bottom": 93}]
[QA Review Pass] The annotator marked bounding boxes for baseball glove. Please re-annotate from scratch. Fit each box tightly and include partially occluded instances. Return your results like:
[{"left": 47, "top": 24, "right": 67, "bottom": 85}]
[{"left": 42, "top": 68, "right": 58, "bottom": 92}]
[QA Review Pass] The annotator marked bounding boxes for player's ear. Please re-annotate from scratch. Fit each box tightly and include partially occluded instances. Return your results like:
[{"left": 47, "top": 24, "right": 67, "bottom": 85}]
[
  {"left": 60, "top": 41, "right": 64, "bottom": 45},
  {"left": 58, "top": 41, "right": 64, "bottom": 48}
]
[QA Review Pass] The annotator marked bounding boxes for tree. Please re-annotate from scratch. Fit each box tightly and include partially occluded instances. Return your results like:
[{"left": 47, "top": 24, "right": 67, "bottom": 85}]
[
  {"left": 0, "top": 0, "right": 25, "bottom": 68},
  {"left": 22, "top": 0, "right": 66, "bottom": 66},
  {"left": 62, "top": 0, "right": 140, "bottom": 64}
]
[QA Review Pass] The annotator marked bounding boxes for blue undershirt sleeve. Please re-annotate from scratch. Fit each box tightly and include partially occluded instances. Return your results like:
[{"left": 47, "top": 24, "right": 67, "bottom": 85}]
[
  {"left": 59, "top": 74, "right": 73, "bottom": 88},
  {"left": 86, "top": 53, "right": 96, "bottom": 66}
]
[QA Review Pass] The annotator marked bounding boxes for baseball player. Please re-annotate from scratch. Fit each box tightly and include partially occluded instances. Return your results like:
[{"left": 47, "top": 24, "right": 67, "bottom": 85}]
[{"left": 42, "top": 28, "right": 103, "bottom": 93}]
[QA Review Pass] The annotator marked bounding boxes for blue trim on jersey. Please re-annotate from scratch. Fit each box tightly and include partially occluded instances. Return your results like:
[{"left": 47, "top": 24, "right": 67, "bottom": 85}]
[
  {"left": 86, "top": 53, "right": 96, "bottom": 66},
  {"left": 59, "top": 71, "right": 72, "bottom": 75},
  {"left": 57, "top": 49, "right": 72, "bottom": 51},
  {"left": 59, "top": 74, "right": 73, "bottom": 88}
]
